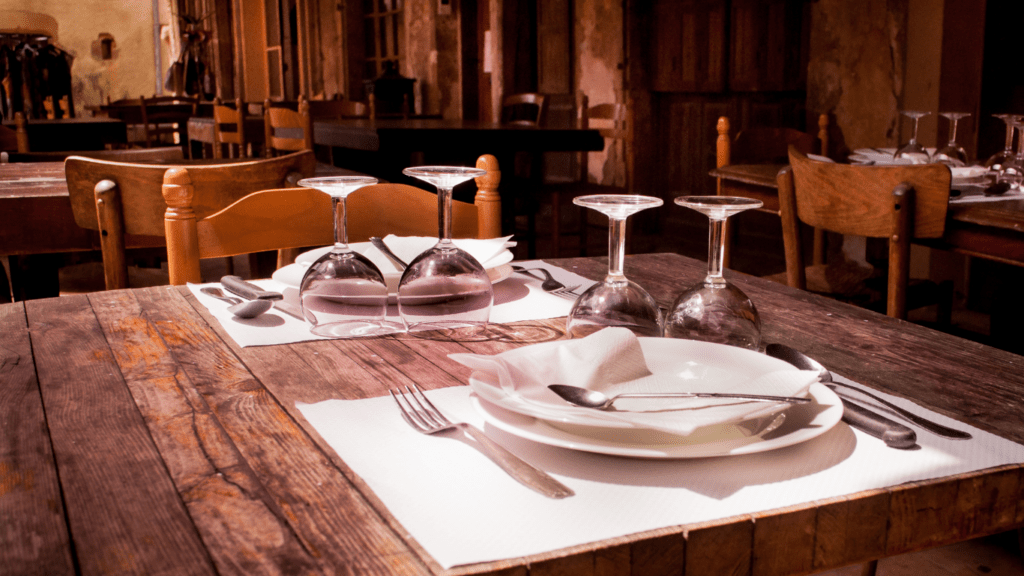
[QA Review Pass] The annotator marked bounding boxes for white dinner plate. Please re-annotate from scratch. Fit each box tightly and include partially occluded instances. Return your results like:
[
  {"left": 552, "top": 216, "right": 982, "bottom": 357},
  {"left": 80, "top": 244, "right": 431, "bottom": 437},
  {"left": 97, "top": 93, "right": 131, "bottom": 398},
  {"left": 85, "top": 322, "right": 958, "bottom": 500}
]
[
  {"left": 468, "top": 337, "right": 817, "bottom": 433},
  {"left": 472, "top": 383, "right": 842, "bottom": 459}
]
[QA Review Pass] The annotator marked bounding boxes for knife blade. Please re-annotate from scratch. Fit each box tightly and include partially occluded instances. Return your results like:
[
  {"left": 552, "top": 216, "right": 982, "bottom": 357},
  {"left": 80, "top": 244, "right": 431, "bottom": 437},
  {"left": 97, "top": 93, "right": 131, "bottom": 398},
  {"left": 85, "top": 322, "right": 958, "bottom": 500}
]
[{"left": 221, "top": 276, "right": 305, "bottom": 321}]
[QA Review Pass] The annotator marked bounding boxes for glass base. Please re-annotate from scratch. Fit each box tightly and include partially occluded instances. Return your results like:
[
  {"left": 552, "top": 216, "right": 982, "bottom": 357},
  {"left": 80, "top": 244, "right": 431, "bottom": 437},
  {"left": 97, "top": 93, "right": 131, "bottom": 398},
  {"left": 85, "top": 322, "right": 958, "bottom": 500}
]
[
  {"left": 309, "top": 320, "right": 404, "bottom": 338},
  {"left": 402, "top": 320, "right": 493, "bottom": 342}
]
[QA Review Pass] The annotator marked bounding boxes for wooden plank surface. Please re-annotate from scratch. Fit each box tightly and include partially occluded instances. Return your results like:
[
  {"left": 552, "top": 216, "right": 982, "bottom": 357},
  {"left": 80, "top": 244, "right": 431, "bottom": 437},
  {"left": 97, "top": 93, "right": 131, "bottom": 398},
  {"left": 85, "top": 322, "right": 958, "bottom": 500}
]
[
  {"left": 24, "top": 293, "right": 215, "bottom": 575},
  {"left": 0, "top": 303, "right": 74, "bottom": 575}
]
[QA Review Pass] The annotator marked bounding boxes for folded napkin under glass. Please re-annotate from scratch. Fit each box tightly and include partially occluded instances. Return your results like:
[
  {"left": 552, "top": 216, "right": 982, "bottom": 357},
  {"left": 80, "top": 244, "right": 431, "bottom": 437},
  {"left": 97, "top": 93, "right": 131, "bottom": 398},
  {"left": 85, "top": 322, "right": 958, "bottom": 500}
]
[{"left": 450, "top": 327, "right": 819, "bottom": 436}]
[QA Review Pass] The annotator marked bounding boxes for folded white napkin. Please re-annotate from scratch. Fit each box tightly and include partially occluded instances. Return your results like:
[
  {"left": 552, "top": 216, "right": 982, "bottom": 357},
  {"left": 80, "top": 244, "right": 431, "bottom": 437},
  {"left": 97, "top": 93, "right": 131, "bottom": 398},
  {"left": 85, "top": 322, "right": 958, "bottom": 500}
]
[{"left": 450, "top": 328, "right": 819, "bottom": 435}]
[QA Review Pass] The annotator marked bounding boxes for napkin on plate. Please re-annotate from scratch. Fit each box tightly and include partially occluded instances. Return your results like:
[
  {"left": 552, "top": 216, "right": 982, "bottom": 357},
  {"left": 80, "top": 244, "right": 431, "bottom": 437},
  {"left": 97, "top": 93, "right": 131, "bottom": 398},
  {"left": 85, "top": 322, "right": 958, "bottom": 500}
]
[{"left": 450, "top": 327, "right": 820, "bottom": 436}]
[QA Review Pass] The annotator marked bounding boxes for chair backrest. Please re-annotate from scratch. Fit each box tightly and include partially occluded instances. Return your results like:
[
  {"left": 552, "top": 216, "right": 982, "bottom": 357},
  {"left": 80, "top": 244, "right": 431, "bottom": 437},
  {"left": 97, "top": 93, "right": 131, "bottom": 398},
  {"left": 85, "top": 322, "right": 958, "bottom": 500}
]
[
  {"left": 164, "top": 154, "right": 502, "bottom": 284},
  {"left": 65, "top": 150, "right": 317, "bottom": 289},
  {"left": 212, "top": 97, "right": 247, "bottom": 159},
  {"left": 577, "top": 94, "right": 629, "bottom": 187},
  {"left": 264, "top": 96, "right": 313, "bottom": 156},
  {"left": 778, "top": 148, "right": 951, "bottom": 319},
  {"left": 501, "top": 93, "right": 547, "bottom": 126},
  {"left": 140, "top": 95, "right": 199, "bottom": 148},
  {"left": 716, "top": 115, "right": 829, "bottom": 168}
]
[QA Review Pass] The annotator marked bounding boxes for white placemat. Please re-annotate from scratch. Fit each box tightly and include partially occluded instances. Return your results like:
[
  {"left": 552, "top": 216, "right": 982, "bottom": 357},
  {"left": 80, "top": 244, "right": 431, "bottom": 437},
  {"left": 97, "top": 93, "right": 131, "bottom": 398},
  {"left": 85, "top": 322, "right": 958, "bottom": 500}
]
[
  {"left": 188, "top": 260, "right": 597, "bottom": 347},
  {"left": 298, "top": 377, "right": 1024, "bottom": 569}
]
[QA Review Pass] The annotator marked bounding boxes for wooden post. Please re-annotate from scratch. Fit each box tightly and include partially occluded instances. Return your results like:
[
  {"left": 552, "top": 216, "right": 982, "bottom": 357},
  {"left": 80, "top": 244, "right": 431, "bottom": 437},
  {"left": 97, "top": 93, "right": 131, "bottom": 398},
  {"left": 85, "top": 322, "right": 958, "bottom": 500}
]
[
  {"left": 812, "top": 113, "right": 831, "bottom": 266},
  {"left": 888, "top": 184, "right": 913, "bottom": 320},
  {"left": 777, "top": 165, "right": 805, "bottom": 290},
  {"left": 94, "top": 180, "right": 128, "bottom": 289},
  {"left": 717, "top": 116, "right": 732, "bottom": 268},
  {"left": 162, "top": 167, "right": 202, "bottom": 284},
  {"left": 474, "top": 154, "right": 502, "bottom": 239},
  {"left": 15, "top": 112, "right": 29, "bottom": 153},
  {"left": 263, "top": 99, "right": 274, "bottom": 158}
]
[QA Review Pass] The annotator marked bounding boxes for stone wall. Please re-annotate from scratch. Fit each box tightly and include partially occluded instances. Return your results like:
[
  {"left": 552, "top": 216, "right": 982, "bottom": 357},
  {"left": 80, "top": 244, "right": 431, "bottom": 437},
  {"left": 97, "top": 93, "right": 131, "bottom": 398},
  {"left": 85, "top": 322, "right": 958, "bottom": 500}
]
[{"left": 1, "top": 0, "right": 175, "bottom": 115}]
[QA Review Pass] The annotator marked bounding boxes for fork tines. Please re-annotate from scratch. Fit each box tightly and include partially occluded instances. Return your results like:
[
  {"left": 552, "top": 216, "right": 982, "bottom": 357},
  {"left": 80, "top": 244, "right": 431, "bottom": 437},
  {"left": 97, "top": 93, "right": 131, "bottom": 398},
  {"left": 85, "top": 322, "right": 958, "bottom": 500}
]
[
  {"left": 551, "top": 284, "right": 581, "bottom": 300},
  {"left": 390, "top": 384, "right": 449, "bottom": 432}
]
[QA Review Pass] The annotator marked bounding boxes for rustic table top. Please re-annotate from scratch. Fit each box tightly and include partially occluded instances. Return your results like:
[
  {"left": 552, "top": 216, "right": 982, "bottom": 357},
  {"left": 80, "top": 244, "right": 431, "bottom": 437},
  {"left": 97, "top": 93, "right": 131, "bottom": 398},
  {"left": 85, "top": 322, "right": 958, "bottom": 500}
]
[{"left": 3, "top": 253, "right": 1022, "bottom": 575}]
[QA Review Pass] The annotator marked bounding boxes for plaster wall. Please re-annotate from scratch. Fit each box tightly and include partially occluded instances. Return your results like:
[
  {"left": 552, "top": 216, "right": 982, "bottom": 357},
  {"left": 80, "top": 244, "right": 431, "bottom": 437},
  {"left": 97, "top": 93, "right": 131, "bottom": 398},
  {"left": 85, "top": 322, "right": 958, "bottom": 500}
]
[
  {"left": 806, "top": 0, "right": 907, "bottom": 151},
  {"left": 574, "top": 0, "right": 623, "bottom": 185},
  {"left": 3, "top": 0, "right": 165, "bottom": 114},
  {"left": 404, "top": 0, "right": 440, "bottom": 116}
]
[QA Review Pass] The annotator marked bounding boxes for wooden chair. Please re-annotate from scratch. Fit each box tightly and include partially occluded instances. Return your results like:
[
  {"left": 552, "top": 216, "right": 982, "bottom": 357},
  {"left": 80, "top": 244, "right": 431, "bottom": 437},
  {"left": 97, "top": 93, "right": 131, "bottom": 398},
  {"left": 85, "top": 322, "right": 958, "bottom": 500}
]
[
  {"left": 164, "top": 154, "right": 503, "bottom": 284},
  {"left": 536, "top": 93, "right": 630, "bottom": 257},
  {"left": 778, "top": 147, "right": 952, "bottom": 320},
  {"left": 140, "top": 95, "right": 199, "bottom": 149},
  {"left": 64, "top": 150, "right": 317, "bottom": 290},
  {"left": 263, "top": 96, "right": 313, "bottom": 157},
  {"left": 211, "top": 97, "right": 249, "bottom": 159},
  {"left": 501, "top": 93, "right": 547, "bottom": 126},
  {"left": 716, "top": 114, "right": 829, "bottom": 268}
]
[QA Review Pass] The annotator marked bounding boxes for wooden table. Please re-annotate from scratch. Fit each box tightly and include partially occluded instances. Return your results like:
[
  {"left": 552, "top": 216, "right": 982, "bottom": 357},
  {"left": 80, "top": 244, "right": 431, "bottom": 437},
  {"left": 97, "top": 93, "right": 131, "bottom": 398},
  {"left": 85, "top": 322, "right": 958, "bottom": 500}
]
[
  {"left": 1, "top": 117, "right": 127, "bottom": 151},
  {"left": 711, "top": 163, "right": 1024, "bottom": 267},
  {"left": 4, "top": 252, "right": 1022, "bottom": 575}
]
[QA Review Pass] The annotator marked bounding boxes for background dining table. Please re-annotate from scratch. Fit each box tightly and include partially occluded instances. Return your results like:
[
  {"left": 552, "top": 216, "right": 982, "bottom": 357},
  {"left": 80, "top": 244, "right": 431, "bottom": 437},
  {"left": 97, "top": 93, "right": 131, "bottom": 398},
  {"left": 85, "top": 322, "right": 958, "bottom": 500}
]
[
  {"left": 3, "top": 252, "right": 1023, "bottom": 575},
  {"left": 2, "top": 116, "right": 127, "bottom": 151}
]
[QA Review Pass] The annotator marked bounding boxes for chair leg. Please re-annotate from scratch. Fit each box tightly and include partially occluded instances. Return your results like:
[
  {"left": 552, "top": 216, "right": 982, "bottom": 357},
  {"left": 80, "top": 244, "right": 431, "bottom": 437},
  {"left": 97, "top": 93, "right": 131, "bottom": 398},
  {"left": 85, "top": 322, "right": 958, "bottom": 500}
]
[{"left": 860, "top": 560, "right": 878, "bottom": 576}]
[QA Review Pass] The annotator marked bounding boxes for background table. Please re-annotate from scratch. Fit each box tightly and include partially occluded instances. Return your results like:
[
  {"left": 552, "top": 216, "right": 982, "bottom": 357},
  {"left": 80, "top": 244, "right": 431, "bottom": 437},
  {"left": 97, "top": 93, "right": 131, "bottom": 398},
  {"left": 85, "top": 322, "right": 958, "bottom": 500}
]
[
  {"left": 4, "top": 253, "right": 1022, "bottom": 575},
  {"left": 1, "top": 117, "right": 127, "bottom": 151}
]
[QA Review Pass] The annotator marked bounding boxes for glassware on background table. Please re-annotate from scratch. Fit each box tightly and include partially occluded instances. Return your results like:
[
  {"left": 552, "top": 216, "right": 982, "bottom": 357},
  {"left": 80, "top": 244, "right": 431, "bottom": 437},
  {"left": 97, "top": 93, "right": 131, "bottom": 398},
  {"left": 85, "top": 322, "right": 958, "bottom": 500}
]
[
  {"left": 665, "top": 196, "right": 763, "bottom": 350},
  {"left": 1000, "top": 117, "right": 1024, "bottom": 190},
  {"left": 297, "top": 176, "right": 402, "bottom": 337},
  {"left": 399, "top": 166, "right": 493, "bottom": 337},
  {"left": 932, "top": 112, "right": 970, "bottom": 167},
  {"left": 985, "top": 114, "right": 1022, "bottom": 171},
  {"left": 566, "top": 194, "right": 664, "bottom": 339},
  {"left": 894, "top": 110, "right": 931, "bottom": 163}
]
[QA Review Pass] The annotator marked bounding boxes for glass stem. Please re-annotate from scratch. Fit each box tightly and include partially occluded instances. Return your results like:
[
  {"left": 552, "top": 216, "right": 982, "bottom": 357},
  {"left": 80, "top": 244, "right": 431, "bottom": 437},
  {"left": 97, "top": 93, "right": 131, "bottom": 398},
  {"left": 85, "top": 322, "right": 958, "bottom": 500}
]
[
  {"left": 1005, "top": 122, "right": 1015, "bottom": 153},
  {"left": 437, "top": 186, "right": 453, "bottom": 244},
  {"left": 910, "top": 117, "right": 920, "bottom": 144},
  {"left": 607, "top": 217, "right": 627, "bottom": 281},
  {"left": 948, "top": 118, "right": 958, "bottom": 145},
  {"left": 333, "top": 196, "right": 348, "bottom": 249},
  {"left": 706, "top": 216, "right": 727, "bottom": 286}
]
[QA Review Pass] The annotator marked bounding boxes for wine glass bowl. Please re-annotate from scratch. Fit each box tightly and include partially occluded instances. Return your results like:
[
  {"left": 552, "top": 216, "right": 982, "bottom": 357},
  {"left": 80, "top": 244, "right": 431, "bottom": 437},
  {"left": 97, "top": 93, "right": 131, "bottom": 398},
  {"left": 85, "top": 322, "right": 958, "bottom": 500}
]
[
  {"left": 399, "top": 166, "right": 493, "bottom": 336},
  {"left": 894, "top": 110, "right": 931, "bottom": 164},
  {"left": 985, "top": 114, "right": 1021, "bottom": 170},
  {"left": 296, "top": 176, "right": 400, "bottom": 338},
  {"left": 933, "top": 112, "right": 970, "bottom": 167},
  {"left": 665, "top": 196, "right": 762, "bottom": 350},
  {"left": 566, "top": 194, "right": 664, "bottom": 339}
]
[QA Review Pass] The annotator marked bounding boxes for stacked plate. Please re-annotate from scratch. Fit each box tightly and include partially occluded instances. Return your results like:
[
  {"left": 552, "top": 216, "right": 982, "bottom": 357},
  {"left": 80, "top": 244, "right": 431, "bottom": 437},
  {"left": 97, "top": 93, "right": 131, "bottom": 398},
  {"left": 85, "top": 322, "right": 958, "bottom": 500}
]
[{"left": 467, "top": 338, "right": 843, "bottom": 459}]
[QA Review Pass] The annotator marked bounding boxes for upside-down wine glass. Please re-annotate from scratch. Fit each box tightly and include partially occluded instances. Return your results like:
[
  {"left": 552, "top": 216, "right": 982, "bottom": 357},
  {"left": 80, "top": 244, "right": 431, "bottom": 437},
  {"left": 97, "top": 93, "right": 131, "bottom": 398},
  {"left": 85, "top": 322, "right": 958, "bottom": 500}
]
[
  {"left": 1000, "top": 117, "right": 1024, "bottom": 190},
  {"left": 894, "top": 110, "right": 931, "bottom": 163},
  {"left": 566, "top": 195, "right": 664, "bottom": 339},
  {"left": 297, "top": 176, "right": 401, "bottom": 338},
  {"left": 985, "top": 114, "right": 1021, "bottom": 171},
  {"left": 933, "top": 112, "right": 970, "bottom": 167},
  {"left": 398, "top": 166, "right": 493, "bottom": 337},
  {"left": 665, "top": 196, "right": 763, "bottom": 350}
]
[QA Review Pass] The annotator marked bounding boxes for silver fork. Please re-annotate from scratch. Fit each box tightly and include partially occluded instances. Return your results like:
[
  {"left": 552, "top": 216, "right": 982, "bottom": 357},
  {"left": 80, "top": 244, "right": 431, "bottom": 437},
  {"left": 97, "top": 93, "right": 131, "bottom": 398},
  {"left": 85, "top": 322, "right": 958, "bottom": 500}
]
[
  {"left": 550, "top": 284, "right": 581, "bottom": 300},
  {"left": 390, "top": 385, "right": 574, "bottom": 499}
]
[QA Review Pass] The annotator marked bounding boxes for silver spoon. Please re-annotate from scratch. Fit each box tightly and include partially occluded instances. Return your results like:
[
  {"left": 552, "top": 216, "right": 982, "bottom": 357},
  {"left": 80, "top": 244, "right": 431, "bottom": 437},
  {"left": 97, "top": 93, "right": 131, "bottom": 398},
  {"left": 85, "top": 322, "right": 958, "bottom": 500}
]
[
  {"left": 764, "top": 343, "right": 971, "bottom": 439},
  {"left": 369, "top": 237, "right": 408, "bottom": 270},
  {"left": 512, "top": 266, "right": 565, "bottom": 291},
  {"left": 547, "top": 384, "right": 810, "bottom": 411},
  {"left": 200, "top": 287, "right": 272, "bottom": 318}
]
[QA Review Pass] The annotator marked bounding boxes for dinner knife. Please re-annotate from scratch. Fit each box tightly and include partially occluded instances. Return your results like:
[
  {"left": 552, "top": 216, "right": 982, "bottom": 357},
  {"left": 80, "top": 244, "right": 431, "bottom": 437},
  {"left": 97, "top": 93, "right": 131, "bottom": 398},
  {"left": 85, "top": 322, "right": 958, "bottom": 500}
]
[
  {"left": 221, "top": 275, "right": 305, "bottom": 321},
  {"left": 764, "top": 343, "right": 918, "bottom": 450}
]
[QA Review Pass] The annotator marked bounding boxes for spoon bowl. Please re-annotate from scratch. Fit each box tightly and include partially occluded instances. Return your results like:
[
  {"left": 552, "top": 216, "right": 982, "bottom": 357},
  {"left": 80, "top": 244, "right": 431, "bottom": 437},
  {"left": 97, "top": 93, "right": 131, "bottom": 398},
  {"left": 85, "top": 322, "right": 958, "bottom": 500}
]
[{"left": 200, "top": 287, "right": 272, "bottom": 318}]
